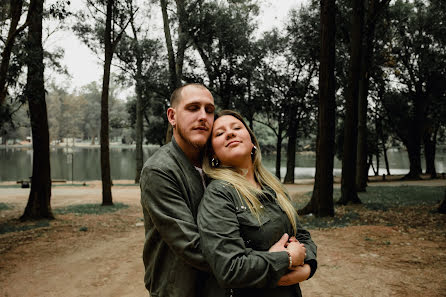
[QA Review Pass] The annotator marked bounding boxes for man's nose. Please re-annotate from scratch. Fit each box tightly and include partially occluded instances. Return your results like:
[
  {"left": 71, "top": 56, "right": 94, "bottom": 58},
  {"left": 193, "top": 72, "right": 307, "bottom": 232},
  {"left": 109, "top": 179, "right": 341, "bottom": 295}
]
[{"left": 198, "top": 107, "right": 207, "bottom": 121}]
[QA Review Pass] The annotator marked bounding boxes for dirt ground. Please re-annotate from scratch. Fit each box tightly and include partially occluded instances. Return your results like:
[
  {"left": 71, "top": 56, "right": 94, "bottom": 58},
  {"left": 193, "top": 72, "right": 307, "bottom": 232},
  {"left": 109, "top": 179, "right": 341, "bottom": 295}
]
[{"left": 0, "top": 178, "right": 445, "bottom": 297}]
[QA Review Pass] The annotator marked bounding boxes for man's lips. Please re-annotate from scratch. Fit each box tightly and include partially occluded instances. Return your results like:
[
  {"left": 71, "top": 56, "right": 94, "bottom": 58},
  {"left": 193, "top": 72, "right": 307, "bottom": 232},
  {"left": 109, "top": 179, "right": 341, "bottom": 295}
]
[
  {"left": 226, "top": 140, "right": 240, "bottom": 147},
  {"left": 193, "top": 126, "right": 209, "bottom": 131}
]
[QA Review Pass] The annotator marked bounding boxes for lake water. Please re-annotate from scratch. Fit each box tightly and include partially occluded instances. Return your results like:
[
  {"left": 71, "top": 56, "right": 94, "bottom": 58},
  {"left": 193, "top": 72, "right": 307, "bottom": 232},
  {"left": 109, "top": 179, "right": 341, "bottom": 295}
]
[{"left": 0, "top": 145, "right": 445, "bottom": 182}]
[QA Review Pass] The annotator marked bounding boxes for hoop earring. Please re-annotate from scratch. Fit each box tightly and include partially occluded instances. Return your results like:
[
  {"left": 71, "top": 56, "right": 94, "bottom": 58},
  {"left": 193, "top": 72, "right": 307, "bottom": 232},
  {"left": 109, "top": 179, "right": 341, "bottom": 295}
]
[
  {"left": 251, "top": 145, "right": 257, "bottom": 160},
  {"left": 211, "top": 157, "right": 220, "bottom": 168}
]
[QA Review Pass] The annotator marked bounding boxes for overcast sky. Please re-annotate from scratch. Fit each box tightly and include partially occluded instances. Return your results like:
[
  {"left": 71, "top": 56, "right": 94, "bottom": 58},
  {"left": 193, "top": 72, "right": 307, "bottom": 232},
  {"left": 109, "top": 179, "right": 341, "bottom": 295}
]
[{"left": 46, "top": 0, "right": 308, "bottom": 97}]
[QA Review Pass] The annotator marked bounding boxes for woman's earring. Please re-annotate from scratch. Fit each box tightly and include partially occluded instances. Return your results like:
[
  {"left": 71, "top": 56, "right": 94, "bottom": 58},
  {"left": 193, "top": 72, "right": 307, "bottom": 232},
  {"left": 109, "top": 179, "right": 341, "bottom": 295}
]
[
  {"left": 251, "top": 146, "right": 257, "bottom": 156},
  {"left": 251, "top": 146, "right": 257, "bottom": 160},
  {"left": 211, "top": 157, "right": 220, "bottom": 168}
]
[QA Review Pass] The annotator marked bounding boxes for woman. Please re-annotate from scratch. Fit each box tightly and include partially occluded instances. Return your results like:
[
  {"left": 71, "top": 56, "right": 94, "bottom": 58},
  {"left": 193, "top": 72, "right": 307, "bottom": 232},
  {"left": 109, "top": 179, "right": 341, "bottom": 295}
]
[{"left": 197, "top": 110, "right": 317, "bottom": 297}]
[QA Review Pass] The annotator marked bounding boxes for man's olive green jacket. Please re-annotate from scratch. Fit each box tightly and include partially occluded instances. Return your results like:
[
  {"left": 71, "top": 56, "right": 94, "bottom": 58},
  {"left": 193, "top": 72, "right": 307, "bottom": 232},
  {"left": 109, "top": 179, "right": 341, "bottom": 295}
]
[{"left": 140, "top": 137, "right": 209, "bottom": 297}]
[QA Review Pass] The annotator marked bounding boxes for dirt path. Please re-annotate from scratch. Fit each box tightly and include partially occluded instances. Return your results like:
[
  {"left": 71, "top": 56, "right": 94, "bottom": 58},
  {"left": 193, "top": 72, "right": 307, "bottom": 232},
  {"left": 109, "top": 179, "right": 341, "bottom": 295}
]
[{"left": 1, "top": 179, "right": 445, "bottom": 297}]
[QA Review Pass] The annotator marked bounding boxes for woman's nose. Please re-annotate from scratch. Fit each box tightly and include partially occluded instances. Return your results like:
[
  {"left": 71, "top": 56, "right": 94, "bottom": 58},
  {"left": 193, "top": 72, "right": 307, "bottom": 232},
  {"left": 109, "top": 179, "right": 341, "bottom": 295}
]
[{"left": 226, "top": 131, "right": 235, "bottom": 139}]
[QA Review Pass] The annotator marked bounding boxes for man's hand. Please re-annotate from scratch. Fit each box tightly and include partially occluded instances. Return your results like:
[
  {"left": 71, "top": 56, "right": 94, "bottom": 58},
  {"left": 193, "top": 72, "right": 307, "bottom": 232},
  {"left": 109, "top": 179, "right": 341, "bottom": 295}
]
[{"left": 277, "top": 264, "right": 311, "bottom": 286}]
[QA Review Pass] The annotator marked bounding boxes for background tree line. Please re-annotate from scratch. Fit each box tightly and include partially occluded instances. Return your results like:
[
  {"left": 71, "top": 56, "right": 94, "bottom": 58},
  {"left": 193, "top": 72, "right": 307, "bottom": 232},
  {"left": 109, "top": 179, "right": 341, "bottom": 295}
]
[{"left": 1, "top": 0, "right": 445, "bottom": 219}]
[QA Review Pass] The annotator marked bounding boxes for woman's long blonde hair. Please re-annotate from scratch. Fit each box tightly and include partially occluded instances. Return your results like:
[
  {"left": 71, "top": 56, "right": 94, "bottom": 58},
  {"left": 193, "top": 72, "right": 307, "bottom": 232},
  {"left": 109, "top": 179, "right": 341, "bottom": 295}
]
[{"left": 203, "top": 110, "right": 298, "bottom": 234}]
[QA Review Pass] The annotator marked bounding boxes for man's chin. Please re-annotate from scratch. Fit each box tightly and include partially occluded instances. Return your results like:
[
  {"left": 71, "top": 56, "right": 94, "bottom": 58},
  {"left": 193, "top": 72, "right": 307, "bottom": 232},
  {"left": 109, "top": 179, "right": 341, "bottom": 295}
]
[{"left": 189, "top": 136, "right": 208, "bottom": 149}]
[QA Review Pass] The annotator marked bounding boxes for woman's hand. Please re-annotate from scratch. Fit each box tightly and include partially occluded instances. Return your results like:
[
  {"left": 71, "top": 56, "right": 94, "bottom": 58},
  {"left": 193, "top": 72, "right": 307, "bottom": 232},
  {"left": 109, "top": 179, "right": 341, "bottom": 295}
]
[
  {"left": 287, "top": 241, "right": 306, "bottom": 266},
  {"left": 277, "top": 264, "right": 311, "bottom": 286},
  {"left": 268, "top": 233, "right": 290, "bottom": 252}
]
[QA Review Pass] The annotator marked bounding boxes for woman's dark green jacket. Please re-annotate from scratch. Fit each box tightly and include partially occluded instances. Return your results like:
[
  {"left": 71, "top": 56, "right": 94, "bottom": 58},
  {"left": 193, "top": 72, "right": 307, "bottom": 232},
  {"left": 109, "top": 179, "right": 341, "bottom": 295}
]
[{"left": 197, "top": 179, "right": 317, "bottom": 297}]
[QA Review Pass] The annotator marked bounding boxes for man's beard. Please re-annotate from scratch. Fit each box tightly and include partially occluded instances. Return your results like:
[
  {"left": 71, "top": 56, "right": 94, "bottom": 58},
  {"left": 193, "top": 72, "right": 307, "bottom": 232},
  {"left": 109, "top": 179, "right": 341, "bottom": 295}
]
[{"left": 177, "top": 124, "right": 206, "bottom": 150}]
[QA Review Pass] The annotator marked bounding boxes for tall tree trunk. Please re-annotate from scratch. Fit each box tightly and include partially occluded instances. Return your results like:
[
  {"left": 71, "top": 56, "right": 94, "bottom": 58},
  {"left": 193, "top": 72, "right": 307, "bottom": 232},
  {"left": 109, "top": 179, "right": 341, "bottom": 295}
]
[
  {"left": 100, "top": 0, "right": 114, "bottom": 205},
  {"left": 439, "top": 189, "right": 446, "bottom": 214},
  {"left": 402, "top": 93, "right": 426, "bottom": 179},
  {"left": 175, "top": 0, "right": 187, "bottom": 83},
  {"left": 161, "top": 0, "right": 183, "bottom": 144},
  {"left": 275, "top": 124, "right": 283, "bottom": 180},
  {"left": 284, "top": 106, "right": 298, "bottom": 184},
  {"left": 0, "top": 0, "right": 29, "bottom": 105},
  {"left": 376, "top": 113, "right": 391, "bottom": 175},
  {"left": 403, "top": 136, "right": 422, "bottom": 180},
  {"left": 160, "top": 0, "right": 178, "bottom": 91},
  {"left": 134, "top": 58, "right": 144, "bottom": 183},
  {"left": 300, "top": 0, "right": 335, "bottom": 217},
  {"left": 383, "top": 144, "right": 390, "bottom": 175},
  {"left": 21, "top": 0, "right": 53, "bottom": 220},
  {"left": 423, "top": 125, "right": 438, "bottom": 179},
  {"left": 356, "top": 16, "right": 376, "bottom": 192},
  {"left": 339, "top": 0, "right": 364, "bottom": 205},
  {"left": 129, "top": 7, "right": 144, "bottom": 184}
]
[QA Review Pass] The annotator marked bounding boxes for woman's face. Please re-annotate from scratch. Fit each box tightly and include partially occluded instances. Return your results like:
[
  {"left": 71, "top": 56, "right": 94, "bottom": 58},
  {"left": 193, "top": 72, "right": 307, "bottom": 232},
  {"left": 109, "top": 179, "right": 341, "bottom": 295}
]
[{"left": 211, "top": 115, "right": 254, "bottom": 168}]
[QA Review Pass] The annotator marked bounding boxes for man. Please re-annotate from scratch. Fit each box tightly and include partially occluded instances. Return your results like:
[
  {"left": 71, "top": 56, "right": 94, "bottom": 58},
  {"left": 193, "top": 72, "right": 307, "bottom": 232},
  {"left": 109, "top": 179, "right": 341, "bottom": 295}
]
[
  {"left": 140, "top": 83, "right": 312, "bottom": 297},
  {"left": 140, "top": 83, "right": 215, "bottom": 297}
]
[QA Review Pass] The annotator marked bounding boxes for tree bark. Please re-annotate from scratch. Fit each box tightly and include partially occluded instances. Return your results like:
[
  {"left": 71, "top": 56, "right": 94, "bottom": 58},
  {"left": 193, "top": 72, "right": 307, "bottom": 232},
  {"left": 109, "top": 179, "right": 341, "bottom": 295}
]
[
  {"left": 300, "top": 0, "right": 335, "bottom": 217},
  {"left": 160, "top": 0, "right": 178, "bottom": 91},
  {"left": 21, "top": 0, "right": 54, "bottom": 220},
  {"left": 439, "top": 189, "right": 446, "bottom": 214},
  {"left": 356, "top": 12, "right": 376, "bottom": 192},
  {"left": 339, "top": 0, "right": 364, "bottom": 205},
  {"left": 161, "top": 0, "right": 184, "bottom": 144},
  {"left": 284, "top": 106, "right": 298, "bottom": 184},
  {"left": 376, "top": 113, "right": 391, "bottom": 175},
  {"left": 275, "top": 124, "right": 283, "bottom": 180},
  {"left": 403, "top": 136, "right": 422, "bottom": 180},
  {"left": 100, "top": 0, "right": 114, "bottom": 205},
  {"left": 0, "top": 0, "right": 29, "bottom": 105},
  {"left": 134, "top": 58, "right": 144, "bottom": 183},
  {"left": 175, "top": 0, "right": 187, "bottom": 83},
  {"left": 423, "top": 125, "right": 438, "bottom": 179},
  {"left": 129, "top": 7, "right": 144, "bottom": 184}
]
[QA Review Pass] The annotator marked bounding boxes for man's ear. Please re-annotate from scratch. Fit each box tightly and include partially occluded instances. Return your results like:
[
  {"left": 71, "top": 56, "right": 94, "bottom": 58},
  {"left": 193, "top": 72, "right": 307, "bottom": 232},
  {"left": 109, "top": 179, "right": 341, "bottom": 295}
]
[{"left": 167, "top": 107, "right": 176, "bottom": 128}]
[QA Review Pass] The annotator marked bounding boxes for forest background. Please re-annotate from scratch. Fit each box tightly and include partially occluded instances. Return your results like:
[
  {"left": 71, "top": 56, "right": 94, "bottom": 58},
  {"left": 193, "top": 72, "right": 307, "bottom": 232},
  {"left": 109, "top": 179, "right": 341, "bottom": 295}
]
[{"left": 1, "top": 0, "right": 446, "bottom": 217}]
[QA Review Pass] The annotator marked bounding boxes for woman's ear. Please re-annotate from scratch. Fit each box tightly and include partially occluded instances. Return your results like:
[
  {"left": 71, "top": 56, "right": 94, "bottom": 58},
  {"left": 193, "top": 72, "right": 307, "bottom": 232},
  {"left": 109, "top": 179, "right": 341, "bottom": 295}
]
[{"left": 167, "top": 107, "right": 176, "bottom": 128}]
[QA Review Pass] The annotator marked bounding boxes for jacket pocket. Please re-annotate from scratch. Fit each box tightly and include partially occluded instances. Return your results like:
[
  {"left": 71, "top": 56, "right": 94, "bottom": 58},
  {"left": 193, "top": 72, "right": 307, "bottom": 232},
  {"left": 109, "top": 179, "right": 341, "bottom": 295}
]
[{"left": 236, "top": 210, "right": 270, "bottom": 227}]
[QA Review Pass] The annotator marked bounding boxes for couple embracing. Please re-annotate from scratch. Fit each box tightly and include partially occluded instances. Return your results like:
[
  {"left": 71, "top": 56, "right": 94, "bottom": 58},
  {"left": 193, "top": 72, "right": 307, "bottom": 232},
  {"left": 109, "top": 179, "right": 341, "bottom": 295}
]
[{"left": 140, "top": 83, "right": 317, "bottom": 297}]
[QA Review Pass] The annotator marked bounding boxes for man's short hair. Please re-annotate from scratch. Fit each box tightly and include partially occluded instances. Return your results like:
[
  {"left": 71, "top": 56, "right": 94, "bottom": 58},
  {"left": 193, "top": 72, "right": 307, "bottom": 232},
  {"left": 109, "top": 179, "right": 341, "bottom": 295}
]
[{"left": 170, "top": 83, "right": 210, "bottom": 107}]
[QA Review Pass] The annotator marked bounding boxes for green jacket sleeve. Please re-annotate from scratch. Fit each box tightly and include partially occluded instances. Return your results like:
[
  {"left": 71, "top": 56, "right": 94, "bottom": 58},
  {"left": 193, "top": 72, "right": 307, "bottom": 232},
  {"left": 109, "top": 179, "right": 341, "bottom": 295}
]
[
  {"left": 295, "top": 222, "right": 318, "bottom": 279},
  {"left": 141, "top": 166, "right": 209, "bottom": 272},
  {"left": 197, "top": 182, "right": 289, "bottom": 288}
]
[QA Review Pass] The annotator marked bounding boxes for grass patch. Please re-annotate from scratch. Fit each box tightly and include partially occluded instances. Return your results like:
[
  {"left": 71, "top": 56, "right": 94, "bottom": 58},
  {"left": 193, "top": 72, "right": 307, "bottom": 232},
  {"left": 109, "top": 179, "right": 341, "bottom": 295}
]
[
  {"left": 0, "top": 183, "right": 88, "bottom": 188},
  {"left": 0, "top": 202, "right": 13, "bottom": 211},
  {"left": 54, "top": 203, "right": 128, "bottom": 215},
  {"left": 0, "top": 220, "right": 50, "bottom": 235},
  {"left": 295, "top": 186, "right": 444, "bottom": 229},
  {"left": 298, "top": 186, "right": 444, "bottom": 209},
  {"left": 0, "top": 184, "right": 22, "bottom": 188},
  {"left": 341, "top": 186, "right": 444, "bottom": 207},
  {"left": 300, "top": 209, "right": 361, "bottom": 229}
]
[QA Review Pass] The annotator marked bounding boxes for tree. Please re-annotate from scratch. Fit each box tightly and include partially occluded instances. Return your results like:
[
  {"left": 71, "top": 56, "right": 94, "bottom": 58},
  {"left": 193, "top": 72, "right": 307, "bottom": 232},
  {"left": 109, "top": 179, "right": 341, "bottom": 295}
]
[
  {"left": 283, "top": 4, "right": 320, "bottom": 184},
  {"left": 114, "top": 1, "right": 163, "bottom": 182},
  {"left": 74, "top": 0, "right": 132, "bottom": 205},
  {"left": 339, "top": 0, "right": 364, "bottom": 205},
  {"left": 355, "top": 0, "right": 390, "bottom": 191},
  {"left": 378, "top": 0, "right": 446, "bottom": 180},
  {"left": 159, "top": 0, "right": 188, "bottom": 143},
  {"left": 439, "top": 189, "right": 446, "bottom": 214},
  {"left": 300, "top": 0, "right": 336, "bottom": 216},
  {"left": 187, "top": 0, "right": 259, "bottom": 109},
  {"left": 0, "top": 0, "right": 30, "bottom": 105},
  {"left": 21, "top": 0, "right": 53, "bottom": 220}
]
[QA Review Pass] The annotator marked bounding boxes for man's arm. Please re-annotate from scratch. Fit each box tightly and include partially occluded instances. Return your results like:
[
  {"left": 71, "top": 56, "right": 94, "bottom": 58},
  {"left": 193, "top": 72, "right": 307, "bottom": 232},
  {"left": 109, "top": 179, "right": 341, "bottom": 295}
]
[{"left": 141, "top": 166, "right": 209, "bottom": 272}]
